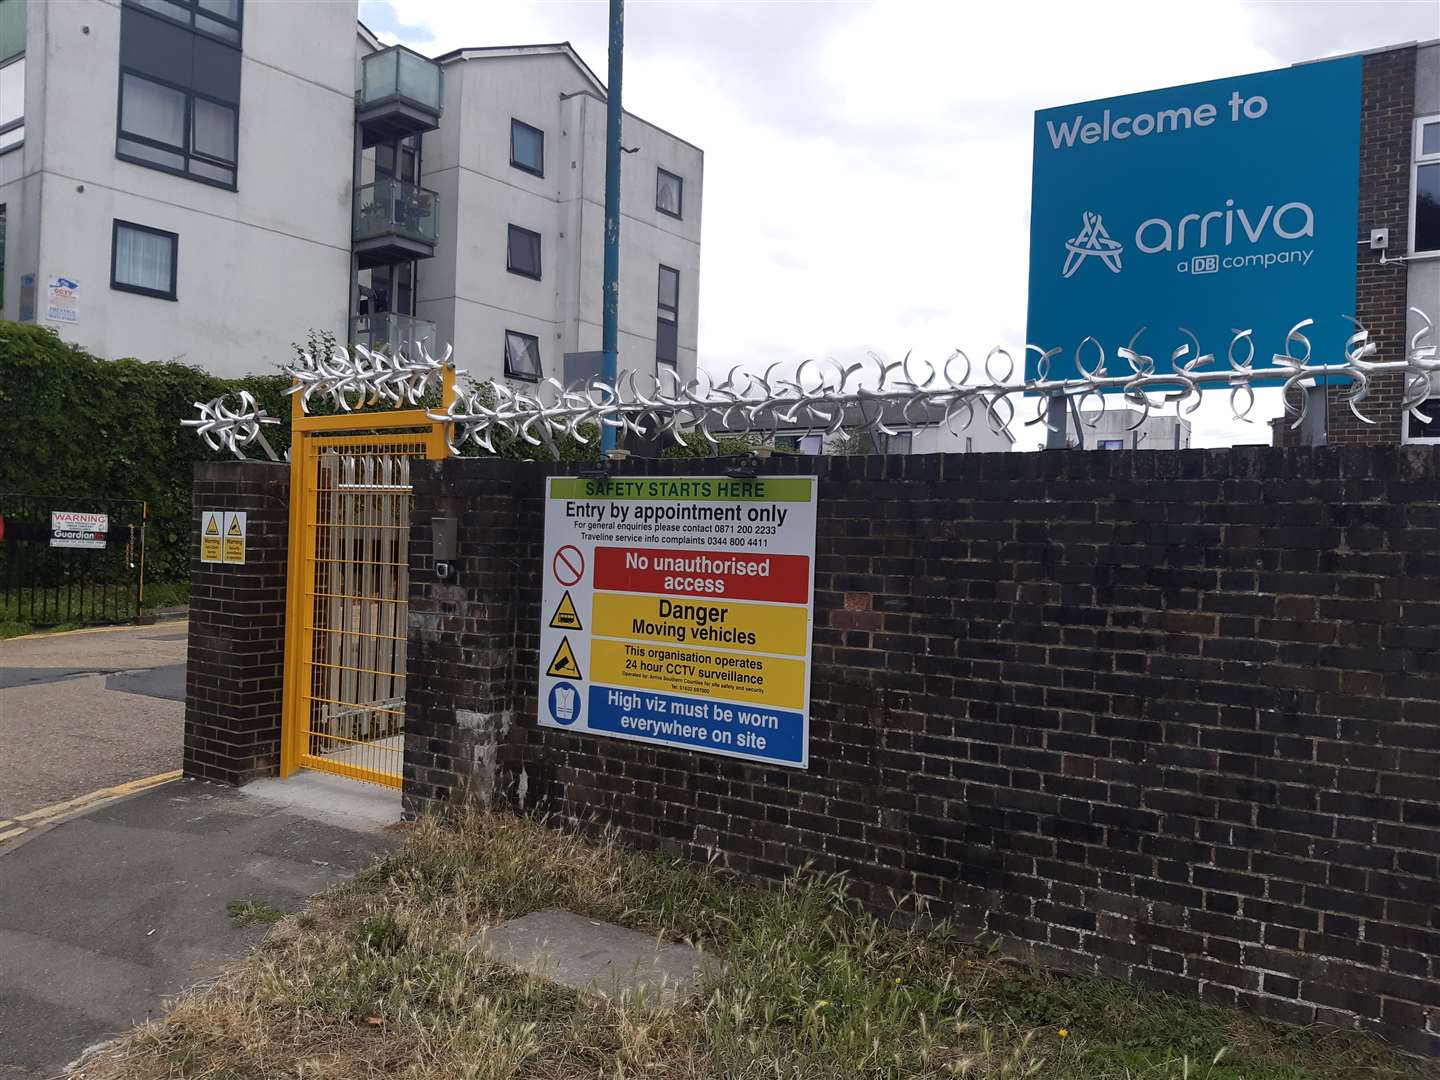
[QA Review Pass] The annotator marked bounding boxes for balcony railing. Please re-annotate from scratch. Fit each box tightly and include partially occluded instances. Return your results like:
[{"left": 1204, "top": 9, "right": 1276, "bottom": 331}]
[
  {"left": 353, "top": 177, "right": 438, "bottom": 266},
  {"left": 357, "top": 45, "right": 442, "bottom": 145},
  {"left": 351, "top": 312, "right": 437, "bottom": 359}
]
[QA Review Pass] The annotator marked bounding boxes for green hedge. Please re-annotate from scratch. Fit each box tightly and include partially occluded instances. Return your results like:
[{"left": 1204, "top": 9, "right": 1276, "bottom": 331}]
[{"left": 0, "top": 322, "right": 293, "bottom": 582}]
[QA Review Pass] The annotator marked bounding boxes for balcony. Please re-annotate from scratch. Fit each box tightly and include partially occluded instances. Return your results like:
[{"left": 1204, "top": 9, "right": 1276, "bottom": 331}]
[
  {"left": 357, "top": 46, "right": 442, "bottom": 147},
  {"left": 351, "top": 312, "right": 437, "bottom": 359},
  {"left": 353, "top": 177, "right": 439, "bottom": 267}
]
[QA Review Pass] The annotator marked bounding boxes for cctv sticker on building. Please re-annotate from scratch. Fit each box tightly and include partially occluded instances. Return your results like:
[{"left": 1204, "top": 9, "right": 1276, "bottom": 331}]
[
  {"left": 537, "top": 475, "right": 818, "bottom": 768},
  {"left": 1026, "top": 56, "right": 1361, "bottom": 383}
]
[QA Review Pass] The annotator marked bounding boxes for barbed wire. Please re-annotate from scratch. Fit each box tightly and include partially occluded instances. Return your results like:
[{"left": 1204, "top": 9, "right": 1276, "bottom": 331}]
[
  {"left": 180, "top": 390, "right": 282, "bottom": 461},
  {"left": 285, "top": 341, "right": 453, "bottom": 412},
  {"left": 434, "top": 311, "right": 1438, "bottom": 455},
  {"left": 182, "top": 311, "right": 1437, "bottom": 460}
]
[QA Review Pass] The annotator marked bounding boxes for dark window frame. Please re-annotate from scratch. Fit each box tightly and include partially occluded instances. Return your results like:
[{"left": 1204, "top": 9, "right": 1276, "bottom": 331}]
[
  {"left": 120, "top": 0, "right": 243, "bottom": 49},
  {"left": 503, "top": 329, "right": 542, "bottom": 382},
  {"left": 110, "top": 218, "right": 179, "bottom": 301},
  {"left": 506, "top": 224, "right": 542, "bottom": 280},
  {"left": 1414, "top": 115, "right": 1440, "bottom": 256},
  {"left": 509, "top": 117, "right": 544, "bottom": 178},
  {"left": 655, "top": 167, "right": 683, "bottom": 219},
  {"left": 116, "top": 67, "right": 239, "bottom": 191},
  {"left": 656, "top": 263, "right": 679, "bottom": 366}
]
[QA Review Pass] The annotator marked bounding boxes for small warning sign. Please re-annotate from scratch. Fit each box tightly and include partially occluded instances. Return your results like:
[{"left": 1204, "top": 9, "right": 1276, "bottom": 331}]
[
  {"left": 546, "top": 636, "right": 583, "bottom": 679},
  {"left": 222, "top": 512, "right": 247, "bottom": 565},
  {"left": 201, "top": 511, "right": 223, "bottom": 564},
  {"left": 549, "top": 591, "right": 583, "bottom": 630}
]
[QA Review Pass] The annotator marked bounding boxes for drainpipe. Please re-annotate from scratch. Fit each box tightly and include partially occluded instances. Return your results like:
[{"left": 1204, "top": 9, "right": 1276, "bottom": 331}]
[{"left": 600, "top": 0, "right": 624, "bottom": 452}]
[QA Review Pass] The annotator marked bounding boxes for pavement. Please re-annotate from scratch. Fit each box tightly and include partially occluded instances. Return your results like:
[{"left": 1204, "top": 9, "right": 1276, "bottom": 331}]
[
  {"left": 0, "top": 623, "right": 188, "bottom": 822},
  {"left": 0, "top": 774, "right": 402, "bottom": 1079}
]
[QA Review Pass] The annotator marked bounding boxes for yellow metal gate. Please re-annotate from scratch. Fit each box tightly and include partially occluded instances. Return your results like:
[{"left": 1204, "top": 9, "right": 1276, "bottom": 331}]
[{"left": 280, "top": 374, "right": 453, "bottom": 789}]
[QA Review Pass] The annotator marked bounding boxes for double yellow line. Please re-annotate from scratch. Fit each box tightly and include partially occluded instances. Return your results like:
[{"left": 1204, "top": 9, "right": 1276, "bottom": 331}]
[{"left": 0, "top": 769, "right": 182, "bottom": 846}]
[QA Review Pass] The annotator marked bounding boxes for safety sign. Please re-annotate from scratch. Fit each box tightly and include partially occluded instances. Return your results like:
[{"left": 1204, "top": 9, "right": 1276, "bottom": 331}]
[
  {"left": 546, "top": 637, "right": 584, "bottom": 679},
  {"left": 201, "top": 511, "right": 224, "bottom": 563},
  {"left": 200, "top": 510, "right": 248, "bottom": 565},
  {"left": 223, "top": 512, "right": 247, "bottom": 564},
  {"left": 538, "top": 475, "right": 817, "bottom": 767},
  {"left": 50, "top": 511, "right": 108, "bottom": 550},
  {"left": 549, "top": 591, "right": 583, "bottom": 630}
]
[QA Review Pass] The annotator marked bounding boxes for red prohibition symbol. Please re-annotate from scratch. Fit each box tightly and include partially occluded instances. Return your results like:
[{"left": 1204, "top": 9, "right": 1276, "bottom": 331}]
[{"left": 552, "top": 545, "right": 585, "bottom": 586}]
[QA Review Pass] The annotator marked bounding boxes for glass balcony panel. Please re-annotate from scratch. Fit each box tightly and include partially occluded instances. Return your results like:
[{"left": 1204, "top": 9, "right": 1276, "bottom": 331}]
[
  {"left": 397, "top": 49, "right": 441, "bottom": 109},
  {"left": 351, "top": 312, "right": 437, "bottom": 359},
  {"left": 359, "top": 46, "right": 440, "bottom": 112},
  {"left": 353, "top": 176, "right": 439, "bottom": 246}
]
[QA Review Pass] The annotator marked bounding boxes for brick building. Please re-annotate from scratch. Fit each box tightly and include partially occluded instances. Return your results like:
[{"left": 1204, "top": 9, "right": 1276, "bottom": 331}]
[{"left": 1272, "top": 41, "right": 1440, "bottom": 447}]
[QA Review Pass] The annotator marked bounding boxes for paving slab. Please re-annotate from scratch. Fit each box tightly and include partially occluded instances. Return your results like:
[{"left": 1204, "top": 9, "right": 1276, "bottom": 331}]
[
  {"left": 0, "top": 777, "right": 399, "bottom": 1078},
  {"left": 475, "top": 908, "right": 722, "bottom": 1007}
]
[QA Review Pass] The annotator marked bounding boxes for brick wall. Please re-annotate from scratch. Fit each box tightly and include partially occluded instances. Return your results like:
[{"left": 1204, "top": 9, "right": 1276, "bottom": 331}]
[
  {"left": 1277, "top": 47, "right": 1417, "bottom": 448},
  {"left": 182, "top": 461, "right": 289, "bottom": 785},
  {"left": 408, "top": 448, "right": 1440, "bottom": 1054}
]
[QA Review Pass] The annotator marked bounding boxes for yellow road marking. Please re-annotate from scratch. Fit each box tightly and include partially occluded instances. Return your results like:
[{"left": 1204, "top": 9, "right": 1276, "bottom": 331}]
[
  {"left": 11, "top": 770, "right": 183, "bottom": 826},
  {"left": 0, "top": 827, "right": 28, "bottom": 844}
]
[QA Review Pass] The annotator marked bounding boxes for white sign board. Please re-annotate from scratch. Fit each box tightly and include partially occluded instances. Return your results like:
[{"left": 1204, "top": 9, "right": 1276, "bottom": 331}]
[
  {"left": 45, "top": 276, "right": 79, "bottom": 324},
  {"left": 539, "top": 475, "right": 818, "bottom": 768},
  {"left": 50, "top": 511, "right": 108, "bottom": 549}
]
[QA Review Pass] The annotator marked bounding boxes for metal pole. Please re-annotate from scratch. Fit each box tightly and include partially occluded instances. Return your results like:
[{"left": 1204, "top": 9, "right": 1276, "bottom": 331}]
[
  {"left": 600, "top": 0, "right": 624, "bottom": 453},
  {"left": 1044, "top": 392, "right": 1069, "bottom": 449}
]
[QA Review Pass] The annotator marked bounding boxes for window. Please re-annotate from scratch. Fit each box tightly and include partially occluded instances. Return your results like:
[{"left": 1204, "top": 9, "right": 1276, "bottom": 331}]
[
  {"left": 510, "top": 118, "right": 544, "bottom": 177},
  {"left": 881, "top": 431, "right": 912, "bottom": 455},
  {"left": 507, "top": 224, "right": 541, "bottom": 279},
  {"left": 0, "top": 56, "right": 22, "bottom": 153},
  {"left": 1414, "top": 116, "right": 1440, "bottom": 256},
  {"left": 656, "top": 264, "right": 679, "bottom": 365},
  {"left": 118, "top": 71, "right": 237, "bottom": 188},
  {"left": 504, "top": 330, "right": 541, "bottom": 380},
  {"left": 1405, "top": 390, "right": 1440, "bottom": 444},
  {"left": 111, "top": 220, "right": 178, "bottom": 300},
  {"left": 126, "top": 0, "right": 241, "bottom": 45},
  {"left": 656, "top": 168, "right": 683, "bottom": 218},
  {"left": 1097, "top": 438, "right": 1125, "bottom": 450}
]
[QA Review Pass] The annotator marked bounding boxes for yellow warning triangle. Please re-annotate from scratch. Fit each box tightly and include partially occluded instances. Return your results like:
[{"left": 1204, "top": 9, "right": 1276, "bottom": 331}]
[
  {"left": 205, "top": 517, "right": 220, "bottom": 535},
  {"left": 549, "top": 591, "right": 583, "bottom": 630},
  {"left": 546, "top": 636, "right": 583, "bottom": 679},
  {"left": 227, "top": 517, "right": 242, "bottom": 535}
]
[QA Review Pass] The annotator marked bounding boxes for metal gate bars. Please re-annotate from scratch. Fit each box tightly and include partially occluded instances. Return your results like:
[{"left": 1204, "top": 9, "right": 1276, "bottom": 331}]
[
  {"left": 280, "top": 367, "right": 454, "bottom": 789},
  {"left": 0, "top": 494, "right": 147, "bottom": 629}
]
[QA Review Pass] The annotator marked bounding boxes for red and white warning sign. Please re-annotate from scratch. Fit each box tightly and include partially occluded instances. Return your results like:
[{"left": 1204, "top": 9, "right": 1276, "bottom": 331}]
[
  {"left": 50, "top": 511, "right": 108, "bottom": 550},
  {"left": 552, "top": 544, "right": 585, "bottom": 586}
]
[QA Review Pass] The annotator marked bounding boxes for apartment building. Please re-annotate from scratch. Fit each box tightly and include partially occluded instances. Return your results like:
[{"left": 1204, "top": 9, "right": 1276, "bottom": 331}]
[{"left": 0, "top": 0, "right": 703, "bottom": 387}]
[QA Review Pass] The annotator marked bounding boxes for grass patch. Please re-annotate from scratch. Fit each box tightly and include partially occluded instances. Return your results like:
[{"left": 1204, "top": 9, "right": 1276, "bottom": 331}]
[
  {"left": 226, "top": 900, "right": 285, "bottom": 927},
  {"left": 72, "top": 813, "right": 1432, "bottom": 1080},
  {"left": 0, "top": 579, "right": 189, "bottom": 638}
]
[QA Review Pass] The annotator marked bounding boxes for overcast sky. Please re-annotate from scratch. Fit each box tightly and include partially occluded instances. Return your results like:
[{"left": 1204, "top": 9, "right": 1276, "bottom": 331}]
[{"left": 362, "top": 0, "right": 1438, "bottom": 448}]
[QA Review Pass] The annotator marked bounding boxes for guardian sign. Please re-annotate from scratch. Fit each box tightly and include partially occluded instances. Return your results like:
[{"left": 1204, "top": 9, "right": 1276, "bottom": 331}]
[{"left": 1025, "top": 57, "right": 1362, "bottom": 382}]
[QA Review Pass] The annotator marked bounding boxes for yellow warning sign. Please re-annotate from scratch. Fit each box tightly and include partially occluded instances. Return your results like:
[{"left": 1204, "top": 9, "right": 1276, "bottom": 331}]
[
  {"left": 546, "top": 636, "right": 583, "bottom": 679},
  {"left": 200, "top": 511, "right": 223, "bottom": 564},
  {"left": 221, "top": 511, "right": 247, "bottom": 565},
  {"left": 549, "top": 591, "right": 583, "bottom": 630}
]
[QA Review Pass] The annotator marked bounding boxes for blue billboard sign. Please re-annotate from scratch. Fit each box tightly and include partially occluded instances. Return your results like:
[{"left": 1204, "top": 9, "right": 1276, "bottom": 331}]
[{"left": 1025, "top": 57, "right": 1362, "bottom": 383}]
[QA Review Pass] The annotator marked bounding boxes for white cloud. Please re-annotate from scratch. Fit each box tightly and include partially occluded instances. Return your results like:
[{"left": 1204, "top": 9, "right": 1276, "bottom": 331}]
[{"left": 367, "top": 0, "right": 1436, "bottom": 448}]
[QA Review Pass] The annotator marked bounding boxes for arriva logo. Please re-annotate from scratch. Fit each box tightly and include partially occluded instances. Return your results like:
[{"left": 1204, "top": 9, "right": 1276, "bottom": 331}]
[
  {"left": 1061, "top": 200, "right": 1316, "bottom": 278},
  {"left": 1062, "top": 212, "right": 1124, "bottom": 278},
  {"left": 1134, "top": 199, "right": 1314, "bottom": 253}
]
